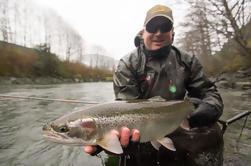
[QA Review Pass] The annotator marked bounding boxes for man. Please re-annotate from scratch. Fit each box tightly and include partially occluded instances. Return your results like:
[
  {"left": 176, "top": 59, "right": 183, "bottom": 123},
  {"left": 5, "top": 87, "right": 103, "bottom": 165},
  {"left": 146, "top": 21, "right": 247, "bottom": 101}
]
[{"left": 85, "top": 4, "right": 224, "bottom": 166}]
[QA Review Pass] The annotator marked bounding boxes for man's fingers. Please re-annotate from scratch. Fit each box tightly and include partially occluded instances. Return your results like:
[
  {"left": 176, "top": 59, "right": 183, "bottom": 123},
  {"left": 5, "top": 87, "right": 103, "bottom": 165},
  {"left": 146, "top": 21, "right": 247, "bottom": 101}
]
[
  {"left": 186, "top": 115, "right": 191, "bottom": 119},
  {"left": 131, "top": 129, "right": 140, "bottom": 142},
  {"left": 84, "top": 146, "right": 97, "bottom": 154},
  {"left": 84, "top": 127, "right": 140, "bottom": 155},
  {"left": 120, "top": 126, "right": 130, "bottom": 147},
  {"left": 110, "top": 129, "right": 120, "bottom": 137}
]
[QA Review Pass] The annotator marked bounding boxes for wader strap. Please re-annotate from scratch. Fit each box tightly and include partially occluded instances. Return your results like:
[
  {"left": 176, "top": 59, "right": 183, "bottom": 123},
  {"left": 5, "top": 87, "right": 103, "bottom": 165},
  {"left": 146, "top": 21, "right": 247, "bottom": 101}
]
[{"left": 119, "top": 155, "right": 126, "bottom": 166}]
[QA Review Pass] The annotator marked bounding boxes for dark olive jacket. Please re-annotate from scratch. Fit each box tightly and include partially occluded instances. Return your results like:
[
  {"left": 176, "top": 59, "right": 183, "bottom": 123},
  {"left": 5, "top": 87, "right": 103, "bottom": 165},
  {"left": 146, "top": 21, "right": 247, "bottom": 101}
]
[
  {"left": 112, "top": 35, "right": 224, "bottom": 165},
  {"left": 113, "top": 44, "right": 223, "bottom": 113}
]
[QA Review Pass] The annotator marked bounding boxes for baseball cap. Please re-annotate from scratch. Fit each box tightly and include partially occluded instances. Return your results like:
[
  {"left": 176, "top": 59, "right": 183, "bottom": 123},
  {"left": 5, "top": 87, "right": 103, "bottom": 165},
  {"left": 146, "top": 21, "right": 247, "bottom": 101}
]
[{"left": 144, "top": 5, "right": 174, "bottom": 27}]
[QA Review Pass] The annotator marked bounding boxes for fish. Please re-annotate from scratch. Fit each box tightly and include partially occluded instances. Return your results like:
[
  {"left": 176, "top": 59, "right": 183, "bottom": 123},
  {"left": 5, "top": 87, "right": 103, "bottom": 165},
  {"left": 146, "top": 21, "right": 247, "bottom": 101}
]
[{"left": 42, "top": 98, "right": 194, "bottom": 154}]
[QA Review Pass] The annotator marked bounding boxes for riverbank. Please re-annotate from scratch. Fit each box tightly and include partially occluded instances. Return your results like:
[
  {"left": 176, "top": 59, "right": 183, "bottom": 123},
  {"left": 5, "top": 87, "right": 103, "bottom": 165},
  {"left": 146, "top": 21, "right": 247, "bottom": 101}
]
[
  {"left": 0, "top": 41, "right": 114, "bottom": 83},
  {"left": 1, "top": 68, "right": 251, "bottom": 88},
  {"left": 0, "top": 76, "right": 112, "bottom": 85},
  {"left": 214, "top": 68, "right": 251, "bottom": 91}
]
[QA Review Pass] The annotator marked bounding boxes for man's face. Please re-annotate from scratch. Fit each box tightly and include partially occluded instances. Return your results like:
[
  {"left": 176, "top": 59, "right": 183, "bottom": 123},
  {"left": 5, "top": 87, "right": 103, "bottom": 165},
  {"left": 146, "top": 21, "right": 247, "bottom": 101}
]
[{"left": 142, "top": 16, "right": 174, "bottom": 50}]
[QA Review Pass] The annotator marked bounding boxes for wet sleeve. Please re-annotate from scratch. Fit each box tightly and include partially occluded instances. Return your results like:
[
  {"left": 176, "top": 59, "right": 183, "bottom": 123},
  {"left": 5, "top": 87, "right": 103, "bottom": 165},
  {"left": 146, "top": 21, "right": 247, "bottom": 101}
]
[
  {"left": 186, "top": 55, "right": 223, "bottom": 117},
  {"left": 113, "top": 59, "right": 140, "bottom": 100}
]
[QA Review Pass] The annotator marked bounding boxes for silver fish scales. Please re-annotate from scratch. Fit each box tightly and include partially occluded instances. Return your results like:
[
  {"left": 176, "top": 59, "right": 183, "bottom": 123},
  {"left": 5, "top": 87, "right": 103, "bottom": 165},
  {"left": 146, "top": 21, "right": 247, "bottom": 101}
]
[{"left": 43, "top": 98, "right": 194, "bottom": 154}]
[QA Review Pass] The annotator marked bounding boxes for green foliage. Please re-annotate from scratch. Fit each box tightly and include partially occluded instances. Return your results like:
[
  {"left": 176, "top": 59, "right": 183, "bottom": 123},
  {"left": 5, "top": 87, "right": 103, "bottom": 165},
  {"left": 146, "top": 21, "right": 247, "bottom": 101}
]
[
  {"left": 0, "top": 41, "right": 113, "bottom": 81},
  {"left": 60, "top": 61, "right": 113, "bottom": 81},
  {"left": 199, "top": 26, "right": 251, "bottom": 75},
  {"left": 200, "top": 51, "right": 251, "bottom": 76},
  {"left": 0, "top": 41, "right": 38, "bottom": 77},
  {"left": 199, "top": 56, "right": 223, "bottom": 76},
  {"left": 247, "top": 40, "right": 251, "bottom": 48},
  {"left": 73, "top": 74, "right": 82, "bottom": 79},
  {"left": 105, "top": 76, "right": 113, "bottom": 81},
  {"left": 33, "top": 44, "right": 62, "bottom": 76},
  {"left": 221, "top": 55, "right": 251, "bottom": 73}
]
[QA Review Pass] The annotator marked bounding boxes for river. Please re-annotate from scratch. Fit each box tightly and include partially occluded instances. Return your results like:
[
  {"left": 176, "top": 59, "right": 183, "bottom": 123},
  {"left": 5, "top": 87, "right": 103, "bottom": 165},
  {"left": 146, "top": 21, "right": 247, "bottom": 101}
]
[{"left": 0, "top": 82, "right": 250, "bottom": 166}]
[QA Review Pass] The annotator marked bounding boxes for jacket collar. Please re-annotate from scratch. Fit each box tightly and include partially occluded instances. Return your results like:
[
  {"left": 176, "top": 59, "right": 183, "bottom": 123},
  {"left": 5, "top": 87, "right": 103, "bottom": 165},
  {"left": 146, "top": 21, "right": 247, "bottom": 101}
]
[
  {"left": 134, "top": 31, "right": 172, "bottom": 59},
  {"left": 143, "top": 45, "right": 171, "bottom": 59}
]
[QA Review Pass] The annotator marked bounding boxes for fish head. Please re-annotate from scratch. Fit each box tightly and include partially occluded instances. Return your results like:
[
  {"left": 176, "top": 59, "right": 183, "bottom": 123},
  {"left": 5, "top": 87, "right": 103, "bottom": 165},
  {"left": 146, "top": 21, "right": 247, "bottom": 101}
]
[{"left": 43, "top": 117, "right": 98, "bottom": 146}]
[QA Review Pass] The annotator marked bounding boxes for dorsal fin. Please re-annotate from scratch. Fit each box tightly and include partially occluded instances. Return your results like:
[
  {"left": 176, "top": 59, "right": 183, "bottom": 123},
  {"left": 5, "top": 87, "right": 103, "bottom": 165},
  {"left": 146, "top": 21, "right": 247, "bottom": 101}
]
[{"left": 148, "top": 96, "right": 167, "bottom": 102}]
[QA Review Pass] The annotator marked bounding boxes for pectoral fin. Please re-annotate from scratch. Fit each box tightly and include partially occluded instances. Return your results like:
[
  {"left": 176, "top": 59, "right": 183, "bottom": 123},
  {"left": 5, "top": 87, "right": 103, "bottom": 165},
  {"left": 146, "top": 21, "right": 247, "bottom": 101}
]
[
  {"left": 96, "top": 133, "right": 123, "bottom": 154},
  {"left": 151, "top": 140, "right": 161, "bottom": 150},
  {"left": 180, "top": 118, "right": 190, "bottom": 131},
  {"left": 157, "top": 137, "right": 176, "bottom": 151}
]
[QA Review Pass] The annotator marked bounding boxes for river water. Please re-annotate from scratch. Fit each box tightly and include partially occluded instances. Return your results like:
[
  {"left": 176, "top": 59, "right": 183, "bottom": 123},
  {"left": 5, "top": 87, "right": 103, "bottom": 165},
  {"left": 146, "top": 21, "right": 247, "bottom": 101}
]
[{"left": 0, "top": 82, "right": 250, "bottom": 166}]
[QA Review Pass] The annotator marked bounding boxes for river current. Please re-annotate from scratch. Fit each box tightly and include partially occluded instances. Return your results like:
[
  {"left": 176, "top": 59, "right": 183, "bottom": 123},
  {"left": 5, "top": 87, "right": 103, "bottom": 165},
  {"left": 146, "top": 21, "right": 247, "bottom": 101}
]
[{"left": 0, "top": 82, "right": 250, "bottom": 166}]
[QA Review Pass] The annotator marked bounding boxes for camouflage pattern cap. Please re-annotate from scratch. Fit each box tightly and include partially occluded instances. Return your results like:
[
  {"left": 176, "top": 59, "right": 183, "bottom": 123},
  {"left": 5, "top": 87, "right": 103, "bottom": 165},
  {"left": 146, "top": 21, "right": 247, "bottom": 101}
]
[{"left": 144, "top": 5, "right": 173, "bottom": 26}]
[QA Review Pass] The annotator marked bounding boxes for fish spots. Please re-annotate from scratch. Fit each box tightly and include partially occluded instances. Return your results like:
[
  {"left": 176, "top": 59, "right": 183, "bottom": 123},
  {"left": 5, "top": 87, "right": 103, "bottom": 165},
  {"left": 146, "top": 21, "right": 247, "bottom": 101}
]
[{"left": 79, "top": 118, "right": 96, "bottom": 128}]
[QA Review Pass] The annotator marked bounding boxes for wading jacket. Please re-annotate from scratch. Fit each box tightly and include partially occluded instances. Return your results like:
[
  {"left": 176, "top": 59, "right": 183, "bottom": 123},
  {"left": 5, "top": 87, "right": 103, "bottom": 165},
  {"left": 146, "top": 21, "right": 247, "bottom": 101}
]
[
  {"left": 113, "top": 44, "right": 223, "bottom": 113},
  {"left": 113, "top": 38, "right": 224, "bottom": 166}
]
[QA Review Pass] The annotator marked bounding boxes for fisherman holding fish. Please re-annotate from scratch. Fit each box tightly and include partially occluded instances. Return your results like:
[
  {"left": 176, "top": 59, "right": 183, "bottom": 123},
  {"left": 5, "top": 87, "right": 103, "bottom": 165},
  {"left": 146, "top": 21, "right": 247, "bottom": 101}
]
[
  {"left": 42, "top": 4, "right": 224, "bottom": 166},
  {"left": 85, "top": 4, "right": 224, "bottom": 166}
]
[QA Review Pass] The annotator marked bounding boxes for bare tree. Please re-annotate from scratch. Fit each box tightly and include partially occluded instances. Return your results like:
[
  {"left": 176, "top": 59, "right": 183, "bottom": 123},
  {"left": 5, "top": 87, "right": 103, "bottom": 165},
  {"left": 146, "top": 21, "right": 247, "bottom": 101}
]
[
  {"left": 179, "top": 0, "right": 250, "bottom": 58},
  {"left": 219, "top": 0, "right": 250, "bottom": 56},
  {"left": 90, "top": 45, "right": 105, "bottom": 68},
  {"left": 0, "top": 0, "right": 86, "bottom": 62},
  {"left": 0, "top": 0, "right": 10, "bottom": 41},
  {"left": 176, "top": 1, "right": 213, "bottom": 59},
  {"left": 76, "top": 38, "right": 84, "bottom": 63},
  {"left": 85, "top": 45, "right": 116, "bottom": 69}
]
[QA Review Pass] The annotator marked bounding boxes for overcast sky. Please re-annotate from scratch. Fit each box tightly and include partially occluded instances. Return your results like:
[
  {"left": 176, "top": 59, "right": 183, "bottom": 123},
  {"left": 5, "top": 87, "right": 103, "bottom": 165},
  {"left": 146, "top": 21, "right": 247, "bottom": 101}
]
[{"left": 33, "top": 0, "right": 189, "bottom": 60}]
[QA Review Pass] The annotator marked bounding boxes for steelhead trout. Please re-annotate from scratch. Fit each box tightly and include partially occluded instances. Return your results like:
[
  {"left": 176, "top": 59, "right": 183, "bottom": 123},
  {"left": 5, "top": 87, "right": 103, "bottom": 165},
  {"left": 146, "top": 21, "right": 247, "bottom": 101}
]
[{"left": 43, "top": 99, "right": 194, "bottom": 154}]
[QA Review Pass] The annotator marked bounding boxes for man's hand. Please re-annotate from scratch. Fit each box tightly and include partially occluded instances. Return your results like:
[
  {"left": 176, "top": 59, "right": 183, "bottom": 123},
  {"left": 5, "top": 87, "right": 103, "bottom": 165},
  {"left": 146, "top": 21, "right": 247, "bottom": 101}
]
[
  {"left": 84, "top": 127, "right": 140, "bottom": 154},
  {"left": 187, "top": 98, "right": 219, "bottom": 128}
]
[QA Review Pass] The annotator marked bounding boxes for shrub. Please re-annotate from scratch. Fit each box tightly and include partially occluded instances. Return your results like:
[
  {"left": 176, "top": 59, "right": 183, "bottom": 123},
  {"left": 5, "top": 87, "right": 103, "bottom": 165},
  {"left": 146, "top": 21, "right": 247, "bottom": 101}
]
[{"left": 0, "top": 41, "right": 113, "bottom": 81}]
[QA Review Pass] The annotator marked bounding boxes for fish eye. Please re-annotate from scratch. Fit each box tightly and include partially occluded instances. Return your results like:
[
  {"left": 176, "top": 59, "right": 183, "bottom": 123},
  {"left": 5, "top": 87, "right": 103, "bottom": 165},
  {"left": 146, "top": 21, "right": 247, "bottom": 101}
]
[{"left": 59, "top": 125, "right": 69, "bottom": 133}]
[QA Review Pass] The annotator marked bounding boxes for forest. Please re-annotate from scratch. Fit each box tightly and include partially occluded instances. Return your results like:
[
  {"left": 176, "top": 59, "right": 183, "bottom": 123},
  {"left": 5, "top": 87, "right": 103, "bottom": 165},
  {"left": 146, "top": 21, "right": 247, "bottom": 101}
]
[
  {"left": 0, "top": 0, "right": 116, "bottom": 70},
  {"left": 0, "top": 0, "right": 115, "bottom": 82},
  {"left": 175, "top": 0, "right": 251, "bottom": 75},
  {"left": 0, "top": 41, "right": 113, "bottom": 81},
  {"left": 0, "top": 0, "right": 250, "bottom": 81}
]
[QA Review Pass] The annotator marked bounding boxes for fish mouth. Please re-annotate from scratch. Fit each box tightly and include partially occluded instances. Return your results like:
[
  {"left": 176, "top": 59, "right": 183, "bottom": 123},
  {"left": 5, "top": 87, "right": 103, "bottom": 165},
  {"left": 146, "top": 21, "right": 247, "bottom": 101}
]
[
  {"left": 42, "top": 124, "right": 64, "bottom": 142},
  {"left": 43, "top": 133, "right": 63, "bottom": 139},
  {"left": 42, "top": 124, "right": 73, "bottom": 144},
  {"left": 43, "top": 132, "right": 67, "bottom": 142},
  {"left": 43, "top": 132, "right": 86, "bottom": 146}
]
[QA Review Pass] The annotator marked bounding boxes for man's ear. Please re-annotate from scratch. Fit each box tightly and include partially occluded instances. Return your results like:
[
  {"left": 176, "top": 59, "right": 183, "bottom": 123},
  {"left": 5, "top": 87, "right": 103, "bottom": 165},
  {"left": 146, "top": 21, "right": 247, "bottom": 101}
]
[
  {"left": 134, "top": 29, "right": 144, "bottom": 47},
  {"left": 171, "top": 27, "right": 174, "bottom": 33},
  {"left": 171, "top": 27, "right": 175, "bottom": 43}
]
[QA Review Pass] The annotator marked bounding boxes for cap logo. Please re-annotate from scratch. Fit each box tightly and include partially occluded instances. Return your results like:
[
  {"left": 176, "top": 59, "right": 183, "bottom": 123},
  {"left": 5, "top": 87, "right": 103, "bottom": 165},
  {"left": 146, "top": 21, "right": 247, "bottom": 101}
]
[
  {"left": 150, "top": 7, "right": 169, "bottom": 14},
  {"left": 144, "top": 5, "right": 173, "bottom": 26}
]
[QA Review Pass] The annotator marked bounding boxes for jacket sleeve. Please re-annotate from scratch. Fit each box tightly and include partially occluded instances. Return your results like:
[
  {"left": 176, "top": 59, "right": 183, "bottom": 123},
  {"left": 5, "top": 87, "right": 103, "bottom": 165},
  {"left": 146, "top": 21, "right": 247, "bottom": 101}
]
[
  {"left": 113, "top": 58, "right": 140, "bottom": 100},
  {"left": 186, "top": 55, "right": 223, "bottom": 117}
]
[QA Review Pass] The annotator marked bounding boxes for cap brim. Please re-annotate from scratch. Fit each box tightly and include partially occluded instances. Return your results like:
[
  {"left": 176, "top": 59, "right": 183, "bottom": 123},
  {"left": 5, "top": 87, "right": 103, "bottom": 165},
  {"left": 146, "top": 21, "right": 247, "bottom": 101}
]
[{"left": 144, "top": 14, "right": 173, "bottom": 26}]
